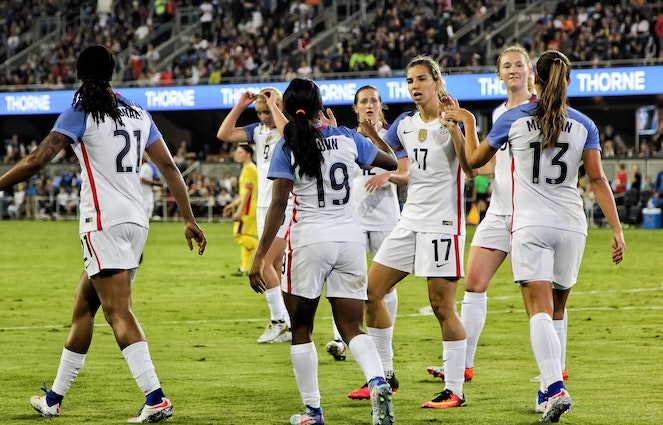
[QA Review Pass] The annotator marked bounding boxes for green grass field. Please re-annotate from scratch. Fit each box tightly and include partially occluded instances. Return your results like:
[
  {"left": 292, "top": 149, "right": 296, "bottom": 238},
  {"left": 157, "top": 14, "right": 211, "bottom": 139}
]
[{"left": 0, "top": 221, "right": 661, "bottom": 424}]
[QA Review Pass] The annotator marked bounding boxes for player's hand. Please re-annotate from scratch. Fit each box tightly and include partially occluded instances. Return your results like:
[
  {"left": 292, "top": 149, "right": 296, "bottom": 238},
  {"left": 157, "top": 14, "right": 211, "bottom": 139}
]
[
  {"left": 611, "top": 230, "right": 625, "bottom": 264},
  {"left": 321, "top": 108, "right": 337, "bottom": 127},
  {"left": 364, "top": 173, "right": 391, "bottom": 192},
  {"left": 184, "top": 222, "right": 207, "bottom": 255},
  {"left": 248, "top": 257, "right": 267, "bottom": 293}
]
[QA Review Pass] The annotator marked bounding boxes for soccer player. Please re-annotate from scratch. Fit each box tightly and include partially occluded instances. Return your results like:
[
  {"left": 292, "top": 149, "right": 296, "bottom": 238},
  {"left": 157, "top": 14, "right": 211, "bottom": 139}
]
[
  {"left": 248, "top": 78, "right": 397, "bottom": 425},
  {"left": 217, "top": 89, "right": 292, "bottom": 343},
  {"left": 360, "top": 55, "right": 474, "bottom": 410},
  {"left": 222, "top": 143, "right": 260, "bottom": 275},
  {"left": 428, "top": 45, "right": 568, "bottom": 384},
  {"left": 0, "top": 44, "right": 207, "bottom": 423},
  {"left": 337, "top": 86, "right": 409, "bottom": 400},
  {"left": 445, "top": 49, "right": 625, "bottom": 423}
]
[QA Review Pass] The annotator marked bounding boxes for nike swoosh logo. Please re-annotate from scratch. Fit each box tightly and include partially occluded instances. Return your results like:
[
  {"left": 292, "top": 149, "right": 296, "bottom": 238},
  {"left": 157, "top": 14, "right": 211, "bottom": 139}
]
[
  {"left": 436, "top": 263, "right": 448, "bottom": 268},
  {"left": 404, "top": 130, "right": 413, "bottom": 134},
  {"left": 149, "top": 399, "right": 170, "bottom": 409}
]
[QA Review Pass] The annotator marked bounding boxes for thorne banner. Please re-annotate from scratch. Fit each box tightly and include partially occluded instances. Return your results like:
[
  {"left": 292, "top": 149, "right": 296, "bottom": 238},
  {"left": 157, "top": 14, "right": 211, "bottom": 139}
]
[{"left": 1, "top": 65, "right": 661, "bottom": 115}]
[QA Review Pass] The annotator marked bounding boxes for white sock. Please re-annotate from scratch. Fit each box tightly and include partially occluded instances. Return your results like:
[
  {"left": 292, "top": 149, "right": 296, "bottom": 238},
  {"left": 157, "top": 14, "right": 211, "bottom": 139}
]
[
  {"left": 331, "top": 318, "right": 342, "bottom": 342},
  {"left": 265, "top": 287, "right": 287, "bottom": 323},
  {"left": 51, "top": 348, "right": 86, "bottom": 396},
  {"left": 442, "top": 339, "right": 467, "bottom": 396},
  {"left": 122, "top": 341, "right": 161, "bottom": 394},
  {"left": 291, "top": 342, "right": 320, "bottom": 409},
  {"left": 530, "top": 313, "right": 562, "bottom": 389},
  {"left": 553, "top": 317, "right": 566, "bottom": 371},
  {"left": 460, "top": 291, "right": 487, "bottom": 368},
  {"left": 348, "top": 334, "right": 384, "bottom": 382},
  {"left": 384, "top": 290, "right": 398, "bottom": 324},
  {"left": 368, "top": 326, "right": 394, "bottom": 373}
]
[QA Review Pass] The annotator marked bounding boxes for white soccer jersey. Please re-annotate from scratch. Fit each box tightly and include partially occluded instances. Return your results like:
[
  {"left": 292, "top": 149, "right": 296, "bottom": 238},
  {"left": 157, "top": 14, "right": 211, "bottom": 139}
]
[
  {"left": 139, "top": 162, "right": 157, "bottom": 216},
  {"left": 52, "top": 94, "right": 161, "bottom": 233},
  {"left": 488, "top": 102, "right": 514, "bottom": 215},
  {"left": 384, "top": 111, "right": 465, "bottom": 235},
  {"left": 486, "top": 101, "right": 600, "bottom": 235},
  {"left": 353, "top": 127, "right": 400, "bottom": 231},
  {"left": 243, "top": 123, "right": 282, "bottom": 208},
  {"left": 268, "top": 125, "right": 379, "bottom": 248}
]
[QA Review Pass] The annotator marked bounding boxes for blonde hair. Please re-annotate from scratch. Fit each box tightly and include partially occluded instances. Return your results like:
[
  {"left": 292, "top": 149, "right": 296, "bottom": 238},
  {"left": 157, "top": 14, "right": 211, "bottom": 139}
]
[
  {"left": 256, "top": 87, "right": 283, "bottom": 103},
  {"left": 497, "top": 45, "right": 535, "bottom": 93},
  {"left": 535, "top": 50, "right": 571, "bottom": 149}
]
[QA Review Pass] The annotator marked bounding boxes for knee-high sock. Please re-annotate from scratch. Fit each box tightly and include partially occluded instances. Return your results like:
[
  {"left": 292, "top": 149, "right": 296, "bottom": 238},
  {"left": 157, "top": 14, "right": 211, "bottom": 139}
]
[
  {"left": 368, "top": 326, "right": 394, "bottom": 374},
  {"left": 291, "top": 342, "right": 320, "bottom": 408},
  {"left": 348, "top": 334, "right": 384, "bottom": 382},
  {"left": 530, "top": 312, "right": 562, "bottom": 390},
  {"left": 553, "top": 308, "right": 568, "bottom": 370},
  {"left": 122, "top": 341, "right": 161, "bottom": 394},
  {"left": 442, "top": 339, "right": 467, "bottom": 396},
  {"left": 384, "top": 289, "right": 398, "bottom": 324},
  {"left": 460, "top": 291, "right": 487, "bottom": 368},
  {"left": 265, "top": 286, "right": 287, "bottom": 323},
  {"left": 51, "top": 348, "right": 86, "bottom": 396}
]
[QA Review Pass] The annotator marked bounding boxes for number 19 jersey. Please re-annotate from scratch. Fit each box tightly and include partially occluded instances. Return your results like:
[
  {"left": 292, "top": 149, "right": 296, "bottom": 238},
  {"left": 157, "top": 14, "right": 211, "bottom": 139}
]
[{"left": 267, "top": 125, "right": 378, "bottom": 248}]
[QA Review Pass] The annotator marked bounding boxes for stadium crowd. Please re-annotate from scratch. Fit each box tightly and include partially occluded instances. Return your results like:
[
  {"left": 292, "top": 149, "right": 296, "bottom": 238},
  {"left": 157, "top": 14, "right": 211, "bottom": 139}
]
[{"left": 2, "top": 1, "right": 663, "bottom": 88}]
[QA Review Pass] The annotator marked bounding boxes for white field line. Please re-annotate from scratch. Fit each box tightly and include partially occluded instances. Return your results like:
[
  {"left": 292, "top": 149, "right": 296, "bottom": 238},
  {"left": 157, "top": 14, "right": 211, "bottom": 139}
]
[{"left": 2, "top": 287, "right": 662, "bottom": 332}]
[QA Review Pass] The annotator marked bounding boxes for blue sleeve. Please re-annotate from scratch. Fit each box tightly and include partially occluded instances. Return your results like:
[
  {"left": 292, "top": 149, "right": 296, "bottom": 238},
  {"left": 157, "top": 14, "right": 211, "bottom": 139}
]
[
  {"left": 242, "top": 122, "right": 260, "bottom": 142},
  {"left": 486, "top": 111, "right": 515, "bottom": 149},
  {"left": 568, "top": 108, "right": 601, "bottom": 152},
  {"left": 384, "top": 113, "right": 408, "bottom": 160},
  {"left": 338, "top": 127, "right": 378, "bottom": 168},
  {"left": 145, "top": 110, "right": 163, "bottom": 148},
  {"left": 51, "top": 107, "right": 87, "bottom": 142},
  {"left": 267, "top": 138, "right": 295, "bottom": 181}
]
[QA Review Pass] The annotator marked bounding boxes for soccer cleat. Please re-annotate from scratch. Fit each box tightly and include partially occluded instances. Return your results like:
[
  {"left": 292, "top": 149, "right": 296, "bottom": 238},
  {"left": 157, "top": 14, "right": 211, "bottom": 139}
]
[
  {"left": 273, "top": 330, "right": 292, "bottom": 343},
  {"left": 531, "top": 368, "right": 569, "bottom": 382},
  {"left": 290, "top": 406, "right": 324, "bottom": 425},
  {"left": 370, "top": 382, "right": 394, "bottom": 425},
  {"left": 325, "top": 340, "right": 347, "bottom": 361},
  {"left": 257, "top": 320, "right": 289, "bottom": 343},
  {"left": 539, "top": 388, "right": 572, "bottom": 423},
  {"left": 127, "top": 397, "right": 173, "bottom": 423},
  {"left": 421, "top": 389, "right": 466, "bottom": 409},
  {"left": 348, "top": 373, "right": 399, "bottom": 400},
  {"left": 231, "top": 269, "right": 248, "bottom": 276},
  {"left": 535, "top": 390, "right": 548, "bottom": 413},
  {"left": 30, "top": 395, "right": 60, "bottom": 418},
  {"left": 426, "top": 365, "right": 474, "bottom": 381}
]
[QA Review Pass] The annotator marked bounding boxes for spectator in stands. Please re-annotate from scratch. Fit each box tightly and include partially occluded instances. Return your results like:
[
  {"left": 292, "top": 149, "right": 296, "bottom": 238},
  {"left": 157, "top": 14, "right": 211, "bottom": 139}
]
[
  {"left": 7, "top": 181, "right": 26, "bottom": 219},
  {"left": 612, "top": 163, "right": 628, "bottom": 205}
]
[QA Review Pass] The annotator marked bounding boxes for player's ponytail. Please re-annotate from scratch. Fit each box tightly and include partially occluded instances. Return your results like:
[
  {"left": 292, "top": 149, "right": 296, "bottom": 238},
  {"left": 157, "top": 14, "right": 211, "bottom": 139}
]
[
  {"left": 282, "top": 78, "right": 324, "bottom": 179},
  {"left": 535, "top": 50, "right": 571, "bottom": 149}
]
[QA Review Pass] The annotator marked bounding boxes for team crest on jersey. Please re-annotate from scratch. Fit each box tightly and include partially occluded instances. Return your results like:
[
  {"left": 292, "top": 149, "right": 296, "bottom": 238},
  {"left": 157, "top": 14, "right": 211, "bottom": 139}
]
[
  {"left": 418, "top": 129, "right": 427, "bottom": 143},
  {"left": 439, "top": 126, "right": 449, "bottom": 137}
]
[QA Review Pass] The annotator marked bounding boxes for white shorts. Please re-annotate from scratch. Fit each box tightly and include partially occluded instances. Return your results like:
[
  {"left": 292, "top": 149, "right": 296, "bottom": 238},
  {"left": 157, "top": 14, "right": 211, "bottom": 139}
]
[
  {"left": 282, "top": 241, "right": 367, "bottom": 300},
  {"left": 470, "top": 212, "right": 511, "bottom": 253},
  {"left": 257, "top": 200, "right": 294, "bottom": 239},
  {"left": 373, "top": 225, "right": 465, "bottom": 278},
  {"left": 510, "top": 226, "right": 586, "bottom": 289},
  {"left": 363, "top": 230, "right": 392, "bottom": 256},
  {"left": 80, "top": 223, "right": 148, "bottom": 280}
]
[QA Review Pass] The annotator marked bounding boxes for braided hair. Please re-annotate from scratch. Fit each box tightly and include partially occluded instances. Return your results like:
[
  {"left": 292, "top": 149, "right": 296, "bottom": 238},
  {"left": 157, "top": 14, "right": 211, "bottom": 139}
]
[{"left": 72, "top": 45, "right": 137, "bottom": 127}]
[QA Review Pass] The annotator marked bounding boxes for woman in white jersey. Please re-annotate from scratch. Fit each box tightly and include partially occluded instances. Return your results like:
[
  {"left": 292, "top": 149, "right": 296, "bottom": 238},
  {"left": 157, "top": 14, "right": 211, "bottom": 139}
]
[
  {"left": 325, "top": 86, "right": 408, "bottom": 365},
  {"left": 216, "top": 88, "right": 292, "bottom": 344},
  {"left": 429, "top": 45, "right": 568, "bottom": 384},
  {"left": 446, "top": 49, "right": 625, "bottom": 423},
  {"left": 362, "top": 55, "right": 474, "bottom": 410},
  {"left": 248, "top": 78, "right": 397, "bottom": 425},
  {"left": 0, "top": 45, "right": 207, "bottom": 423}
]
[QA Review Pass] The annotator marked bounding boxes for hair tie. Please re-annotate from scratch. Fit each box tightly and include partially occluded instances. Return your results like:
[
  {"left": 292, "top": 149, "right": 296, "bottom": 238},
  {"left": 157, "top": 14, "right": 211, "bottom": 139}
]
[{"left": 295, "top": 109, "right": 306, "bottom": 116}]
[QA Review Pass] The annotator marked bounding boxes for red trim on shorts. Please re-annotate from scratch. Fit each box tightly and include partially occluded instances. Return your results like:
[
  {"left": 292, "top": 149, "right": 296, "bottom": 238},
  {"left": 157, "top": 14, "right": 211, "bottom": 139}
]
[
  {"left": 456, "top": 164, "right": 462, "bottom": 235},
  {"left": 453, "top": 235, "right": 461, "bottom": 276},
  {"left": 286, "top": 242, "right": 293, "bottom": 294},
  {"left": 87, "top": 231, "right": 102, "bottom": 272},
  {"left": 80, "top": 142, "right": 102, "bottom": 230}
]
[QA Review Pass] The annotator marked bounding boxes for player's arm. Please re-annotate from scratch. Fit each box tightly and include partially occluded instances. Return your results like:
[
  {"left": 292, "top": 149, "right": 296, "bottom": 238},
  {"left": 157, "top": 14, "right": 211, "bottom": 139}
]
[
  {"left": 249, "top": 177, "right": 292, "bottom": 293},
  {"left": 0, "top": 131, "right": 70, "bottom": 191},
  {"left": 216, "top": 91, "right": 256, "bottom": 142},
  {"left": 265, "top": 91, "right": 288, "bottom": 136},
  {"left": 444, "top": 106, "right": 497, "bottom": 169},
  {"left": 583, "top": 149, "right": 625, "bottom": 264},
  {"left": 232, "top": 180, "right": 253, "bottom": 221},
  {"left": 147, "top": 138, "right": 207, "bottom": 255}
]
